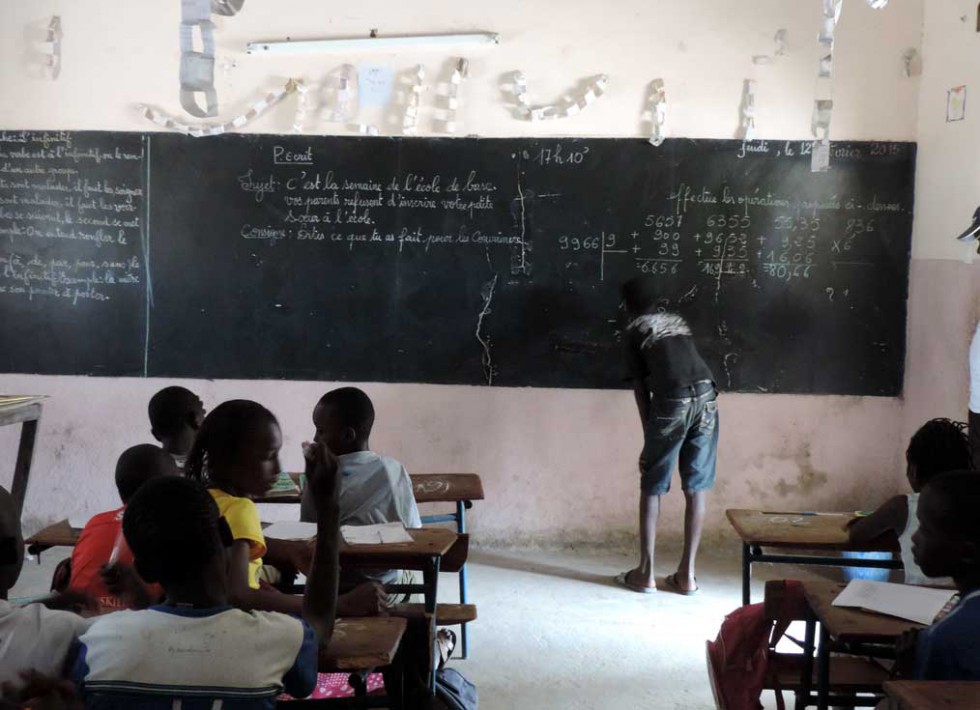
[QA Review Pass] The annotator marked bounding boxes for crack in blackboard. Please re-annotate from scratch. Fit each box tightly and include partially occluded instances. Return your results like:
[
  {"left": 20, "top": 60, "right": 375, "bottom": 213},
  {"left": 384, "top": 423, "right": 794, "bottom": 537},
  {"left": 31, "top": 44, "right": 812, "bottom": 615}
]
[{"left": 475, "top": 272, "right": 499, "bottom": 386}]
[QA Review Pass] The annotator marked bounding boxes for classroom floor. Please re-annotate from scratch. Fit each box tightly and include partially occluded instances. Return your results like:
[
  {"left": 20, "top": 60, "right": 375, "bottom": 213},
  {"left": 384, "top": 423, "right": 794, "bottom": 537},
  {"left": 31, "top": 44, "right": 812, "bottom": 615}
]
[{"left": 11, "top": 541, "right": 840, "bottom": 710}]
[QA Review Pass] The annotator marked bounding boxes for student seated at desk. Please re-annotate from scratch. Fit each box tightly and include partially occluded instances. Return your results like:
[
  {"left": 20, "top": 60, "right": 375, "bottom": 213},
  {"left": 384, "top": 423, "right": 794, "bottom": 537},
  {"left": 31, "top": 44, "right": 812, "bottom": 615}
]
[
  {"left": 904, "top": 470, "right": 980, "bottom": 680},
  {"left": 69, "top": 467, "right": 342, "bottom": 708},
  {"left": 0, "top": 485, "right": 98, "bottom": 690},
  {"left": 148, "top": 385, "right": 205, "bottom": 471},
  {"left": 300, "top": 387, "right": 422, "bottom": 599},
  {"left": 68, "top": 444, "right": 175, "bottom": 612},
  {"left": 848, "top": 418, "right": 972, "bottom": 585},
  {"left": 186, "top": 400, "right": 385, "bottom": 617}
]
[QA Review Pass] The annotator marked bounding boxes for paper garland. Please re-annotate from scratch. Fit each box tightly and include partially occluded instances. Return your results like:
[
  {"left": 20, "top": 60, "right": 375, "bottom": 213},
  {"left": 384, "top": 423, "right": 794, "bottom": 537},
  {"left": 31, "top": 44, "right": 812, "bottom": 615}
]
[
  {"left": 647, "top": 79, "right": 667, "bottom": 147},
  {"left": 739, "top": 79, "right": 757, "bottom": 142},
  {"left": 511, "top": 72, "right": 609, "bottom": 121},
  {"left": 292, "top": 80, "right": 310, "bottom": 133},
  {"left": 403, "top": 64, "right": 425, "bottom": 136},
  {"left": 180, "top": 0, "right": 218, "bottom": 117},
  {"left": 43, "top": 16, "right": 62, "bottom": 80},
  {"left": 139, "top": 79, "right": 300, "bottom": 137},
  {"left": 441, "top": 58, "right": 468, "bottom": 134}
]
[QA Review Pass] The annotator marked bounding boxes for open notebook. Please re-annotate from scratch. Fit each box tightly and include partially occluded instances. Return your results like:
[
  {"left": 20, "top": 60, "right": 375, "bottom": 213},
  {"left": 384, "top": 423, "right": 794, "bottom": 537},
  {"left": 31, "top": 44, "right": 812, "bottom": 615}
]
[
  {"left": 832, "top": 579, "right": 957, "bottom": 626},
  {"left": 262, "top": 521, "right": 413, "bottom": 545}
]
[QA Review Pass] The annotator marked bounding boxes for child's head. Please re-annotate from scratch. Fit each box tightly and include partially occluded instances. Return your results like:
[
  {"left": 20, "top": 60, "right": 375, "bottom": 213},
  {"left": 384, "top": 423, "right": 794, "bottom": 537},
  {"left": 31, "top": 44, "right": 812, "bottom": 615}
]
[
  {"left": 185, "top": 399, "right": 282, "bottom": 498},
  {"left": 621, "top": 277, "right": 660, "bottom": 319},
  {"left": 0, "top": 486, "right": 24, "bottom": 593},
  {"left": 148, "top": 386, "right": 205, "bottom": 456},
  {"left": 912, "top": 470, "right": 980, "bottom": 582},
  {"left": 124, "top": 476, "right": 230, "bottom": 590},
  {"left": 905, "top": 418, "right": 973, "bottom": 491},
  {"left": 313, "top": 387, "right": 375, "bottom": 456},
  {"left": 115, "top": 444, "right": 179, "bottom": 504}
]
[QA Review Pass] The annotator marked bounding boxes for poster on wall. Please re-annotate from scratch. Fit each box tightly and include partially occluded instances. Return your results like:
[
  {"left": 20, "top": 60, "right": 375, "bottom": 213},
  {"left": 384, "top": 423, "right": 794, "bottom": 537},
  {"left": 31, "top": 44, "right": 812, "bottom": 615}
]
[{"left": 946, "top": 85, "right": 967, "bottom": 122}]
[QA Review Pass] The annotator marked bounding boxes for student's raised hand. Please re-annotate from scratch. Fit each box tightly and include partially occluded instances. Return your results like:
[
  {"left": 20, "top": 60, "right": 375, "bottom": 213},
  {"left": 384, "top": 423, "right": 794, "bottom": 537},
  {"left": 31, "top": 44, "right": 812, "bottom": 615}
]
[
  {"left": 302, "top": 440, "right": 341, "bottom": 510},
  {"left": 337, "top": 581, "right": 387, "bottom": 617}
]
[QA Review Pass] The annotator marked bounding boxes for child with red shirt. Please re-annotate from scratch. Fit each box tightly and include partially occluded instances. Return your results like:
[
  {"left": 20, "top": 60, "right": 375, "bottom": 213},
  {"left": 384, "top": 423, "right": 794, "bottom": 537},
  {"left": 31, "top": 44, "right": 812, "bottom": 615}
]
[{"left": 67, "top": 444, "right": 176, "bottom": 611}]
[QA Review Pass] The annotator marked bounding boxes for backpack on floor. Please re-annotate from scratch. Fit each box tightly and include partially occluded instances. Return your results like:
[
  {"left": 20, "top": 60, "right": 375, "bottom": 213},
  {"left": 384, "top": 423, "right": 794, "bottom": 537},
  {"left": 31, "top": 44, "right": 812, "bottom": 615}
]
[
  {"left": 431, "top": 668, "right": 478, "bottom": 710},
  {"left": 706, "top": 580, "right": 805, "bottom": 710}
]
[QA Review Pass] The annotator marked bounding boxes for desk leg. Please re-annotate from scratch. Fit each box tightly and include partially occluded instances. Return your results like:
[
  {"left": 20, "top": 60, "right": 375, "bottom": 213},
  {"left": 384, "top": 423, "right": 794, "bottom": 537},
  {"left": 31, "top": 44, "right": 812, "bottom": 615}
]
[
  {"left": 423, "top": 556, "right": 441, "bottom": 696},
  {"left": 457, "top": 500, "right": 469, "bottom": 660},
  {"left": 796, "top": 608, "right": 816, "bottom": 710},
  {"left": 11, "top": 418, "right": 39, "bottom": 516},
  {"left": 742, "top": 543, "right": 751, "bottom": 606},
  {"left": 816, "top": 625, "right": 831, "bottom": 710}
]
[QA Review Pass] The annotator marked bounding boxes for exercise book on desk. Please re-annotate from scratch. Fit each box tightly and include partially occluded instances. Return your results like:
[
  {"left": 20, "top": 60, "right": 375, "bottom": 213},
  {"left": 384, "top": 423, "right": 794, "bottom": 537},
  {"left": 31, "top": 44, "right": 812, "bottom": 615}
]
[
  {"left": 341, "top": 522, "right": 413, "bottom": 545},
  {"left": 832, "top": 580, "right": 957, "bottom": 625},
  {"left": 263, "top": 521, "right": 317, "bottom": 540},
  {"left": 263, "top": 471, "right": 301, "bottom": 498}
]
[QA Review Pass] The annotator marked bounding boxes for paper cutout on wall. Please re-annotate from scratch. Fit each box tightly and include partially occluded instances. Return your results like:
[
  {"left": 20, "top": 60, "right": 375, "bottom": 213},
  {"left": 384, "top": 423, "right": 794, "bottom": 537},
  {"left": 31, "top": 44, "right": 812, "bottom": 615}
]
[
  {"left": 753, "top": 29, "right": 788, "bottom": 65},
  {"left": 646, "top": 79, "right": 668, "bottom": 147},
  {"left": 509, "top": 72, "right": 609, "bottom": 121},
  {"left": 180, "top": 0, "right": 218, "bottom": 117},
  {"left": 358, "top": 65, "right": 394, "bottom": 109},
  {"left": 357, "top": 124, "right": 380, "bottom": 136},
  {"left": 292, "top": 80, "right": 310, "bottom": 133},
  {"left": 866, "top": 0, "right": 888, "bottom": 9},
  {"left": 43, "top": 16, "right": 62, "bottom": 80},
  {"left": 402, "top": 64, "right": 425, "bottom": 136},
  {"left": 328, "top": 64, "right": 358, "bottom": 124},
  {"left": 902, "top": 49, "right": 920, "bottom": 78},
  {"left": 211, "top": 0, "right": 245, "bottom": 15},
  {"left": 811, "top": 99, "right": 833, "bottom": 140},
  {"left": 439, "top": 58, "right": 468, "bottom": 134},
  {"left": 739, "top": 79, "right": 757, "bottom": 141},
  {"left": 947, "top": 85, "right": 967, "bottom": 122},
  {"left": 140, "top": 79, "right": 299, "bottom": 137},
  {"left": 811, "top": 139, "right": 831, "bottom": 173}
]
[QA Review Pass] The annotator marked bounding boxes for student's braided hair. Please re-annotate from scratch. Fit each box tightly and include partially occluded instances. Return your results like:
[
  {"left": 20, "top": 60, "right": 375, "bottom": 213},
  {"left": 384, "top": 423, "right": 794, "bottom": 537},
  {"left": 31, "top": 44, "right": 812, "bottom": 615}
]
[
  {"left": 907, "top": 418, "right": 974, "bottom": 484},
  {"left": 185, "top": 399, "right": 278, "bottom": 486}
]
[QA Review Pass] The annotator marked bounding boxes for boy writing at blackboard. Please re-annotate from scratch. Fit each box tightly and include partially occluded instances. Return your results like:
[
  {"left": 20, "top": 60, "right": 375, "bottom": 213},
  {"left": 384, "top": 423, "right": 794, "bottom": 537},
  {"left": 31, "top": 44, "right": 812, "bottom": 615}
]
[{"left": 616, "top": 277, "right": 719, "bottom": 595}]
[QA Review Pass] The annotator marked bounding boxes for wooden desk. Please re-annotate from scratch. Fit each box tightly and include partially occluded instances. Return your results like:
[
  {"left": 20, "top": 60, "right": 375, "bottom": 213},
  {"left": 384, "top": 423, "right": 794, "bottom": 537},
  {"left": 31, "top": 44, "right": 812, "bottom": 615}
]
[
  {"left": 802, "top": 580, "right": 922, "bottom": 710},
  {"left": 410, "top": 472, "right": 483, "bottom": 660},
  {"left": 28, "top": 520, "right": 457, "bottom": 568},
  {"left": 883, "top": 681, "right": 980, "bottom": 709},
  {"left": 321, "top": 617, "right": 407, "bottom": 671},
  {"left": 410, "top": 473, "right": 484, "bottom": 504},
  {"left": 727, "top": 509, "right": 902, "bottom": 605},
  {"left": 0, "top": 396, "right": 45, "bottom": 517}
]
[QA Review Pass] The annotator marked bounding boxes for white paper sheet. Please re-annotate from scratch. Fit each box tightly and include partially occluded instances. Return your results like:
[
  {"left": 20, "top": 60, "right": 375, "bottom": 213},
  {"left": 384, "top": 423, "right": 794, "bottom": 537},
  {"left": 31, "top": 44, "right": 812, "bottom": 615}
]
[
  {"left": 832, "top": 579, "right": 956, "bottom": 626},
  {"left": 341, "top": 522, "right": 413, "bottom": 545},
  {"left": 263, "top": 521, "right": 317, "bottom": 540}
]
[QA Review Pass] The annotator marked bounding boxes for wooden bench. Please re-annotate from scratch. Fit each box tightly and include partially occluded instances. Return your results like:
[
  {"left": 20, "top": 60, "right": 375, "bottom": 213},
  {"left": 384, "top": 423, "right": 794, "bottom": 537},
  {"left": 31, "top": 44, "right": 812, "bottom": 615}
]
[{"left": 410, "top": 473, "right": 483, "bottom": 659}]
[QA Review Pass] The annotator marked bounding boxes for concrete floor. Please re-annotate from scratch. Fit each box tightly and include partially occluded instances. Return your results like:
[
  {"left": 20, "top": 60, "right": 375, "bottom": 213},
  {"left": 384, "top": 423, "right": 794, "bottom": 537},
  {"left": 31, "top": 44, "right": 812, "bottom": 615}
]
[{"left": 11, "top": 541, "right": 843, "bottom": 710}]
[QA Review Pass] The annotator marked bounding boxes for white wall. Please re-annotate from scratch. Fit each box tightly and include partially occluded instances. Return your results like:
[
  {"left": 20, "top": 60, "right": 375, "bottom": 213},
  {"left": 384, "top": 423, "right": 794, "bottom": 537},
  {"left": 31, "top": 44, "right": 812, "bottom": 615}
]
[
  {"left": 1, "top": 0, "right": 933, "bottom": 544},
  {"left": 902, "top": 0, "right": 980, "bottom": 448}
]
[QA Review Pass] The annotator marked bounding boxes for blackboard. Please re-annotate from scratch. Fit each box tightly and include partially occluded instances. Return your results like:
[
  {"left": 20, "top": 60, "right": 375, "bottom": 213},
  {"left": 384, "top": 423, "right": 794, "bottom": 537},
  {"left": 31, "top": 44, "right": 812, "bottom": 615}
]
[{"left": 0, "top": 131, "right": 915, "bottom": 395}]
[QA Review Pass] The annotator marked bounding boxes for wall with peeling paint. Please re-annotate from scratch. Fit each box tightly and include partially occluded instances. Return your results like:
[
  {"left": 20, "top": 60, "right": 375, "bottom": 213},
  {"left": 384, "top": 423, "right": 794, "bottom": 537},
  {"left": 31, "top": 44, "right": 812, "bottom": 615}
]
[{"left": 2, "top": 0, "right": 962, "bottom": 547}]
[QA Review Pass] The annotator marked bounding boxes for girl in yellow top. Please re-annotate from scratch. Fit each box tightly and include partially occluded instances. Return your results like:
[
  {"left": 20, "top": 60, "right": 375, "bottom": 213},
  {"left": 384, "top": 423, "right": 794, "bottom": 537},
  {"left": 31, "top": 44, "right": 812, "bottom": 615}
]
[{"left": 186, "top": 399, "right": 386, "bottom": 616}]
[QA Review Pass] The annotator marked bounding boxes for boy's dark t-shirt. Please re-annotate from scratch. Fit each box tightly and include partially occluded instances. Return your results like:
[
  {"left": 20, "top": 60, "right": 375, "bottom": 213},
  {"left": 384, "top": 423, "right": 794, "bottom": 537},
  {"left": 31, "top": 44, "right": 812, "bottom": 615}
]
[{"left": 626, "top": 312, "right": 713, "bottom": 394}]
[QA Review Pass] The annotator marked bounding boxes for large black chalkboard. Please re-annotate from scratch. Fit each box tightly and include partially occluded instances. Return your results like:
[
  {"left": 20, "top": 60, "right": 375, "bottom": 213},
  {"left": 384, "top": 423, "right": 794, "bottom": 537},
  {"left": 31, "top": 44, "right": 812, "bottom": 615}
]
[{"left": 0, "top": 131, "right": 915, "bottom": 395}]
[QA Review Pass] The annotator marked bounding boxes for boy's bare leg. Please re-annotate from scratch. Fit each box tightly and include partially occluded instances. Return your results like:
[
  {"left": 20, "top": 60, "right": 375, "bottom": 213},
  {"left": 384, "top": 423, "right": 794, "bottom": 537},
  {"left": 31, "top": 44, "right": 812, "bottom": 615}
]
[
  {"left": 626, "top": 493, "right": 660, "bottom": 587},
  {"left": 674, "top": 490, "right": 706, "bottom": 591}
]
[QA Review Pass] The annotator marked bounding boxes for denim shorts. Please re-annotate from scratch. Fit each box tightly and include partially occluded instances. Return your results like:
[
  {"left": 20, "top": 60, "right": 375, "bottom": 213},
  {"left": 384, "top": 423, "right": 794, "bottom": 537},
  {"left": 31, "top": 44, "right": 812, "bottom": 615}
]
[{"left": 639, "top": 389, "right": 719, "bottom": 495}]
